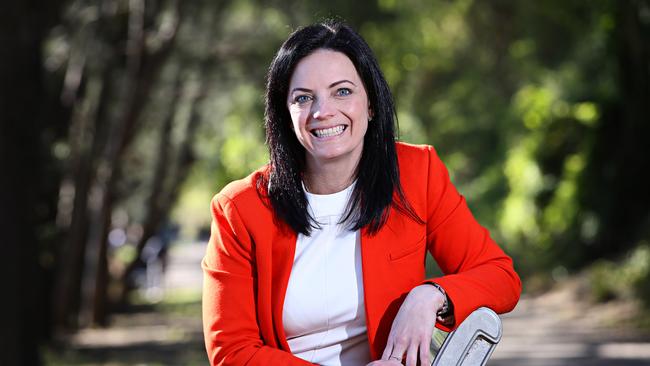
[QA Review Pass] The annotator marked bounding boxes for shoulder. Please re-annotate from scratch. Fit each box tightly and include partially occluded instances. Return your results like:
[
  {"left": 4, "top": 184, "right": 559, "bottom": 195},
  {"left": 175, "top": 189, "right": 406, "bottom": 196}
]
[
  {"left": 395, "top": 141, "right": 451, "bottom": 198},
  {"left": 212, "top": 166, "right": 269, "bottom": 215},
  {"left": 396, "top": 140, "right": 430, "bottom": 153},
  {"left": 395, "top": 141, "right": 441, "bottom": 173}
]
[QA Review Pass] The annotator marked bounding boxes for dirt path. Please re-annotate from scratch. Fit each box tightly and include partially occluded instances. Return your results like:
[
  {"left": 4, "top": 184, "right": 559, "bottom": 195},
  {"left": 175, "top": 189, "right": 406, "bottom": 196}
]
[
  {"left": 50, "top": 243, "right": 650, "bottom": 365},
  {"left": 48, "top": 242, "right": 208, "bottom": 366},
  {"left": 492, "top": 287, "right": 650, "bottom": 365}
]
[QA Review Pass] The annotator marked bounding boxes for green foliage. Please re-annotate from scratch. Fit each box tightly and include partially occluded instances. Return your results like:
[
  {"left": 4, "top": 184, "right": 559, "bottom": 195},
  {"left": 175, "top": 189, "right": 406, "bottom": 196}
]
[
  {"left": 21, "top": 1, "right": 648, "bottom": 359},
  {"left": 168, "top": 1, "right": 650, "bottom": 285},
  {"left": 589, "top": 243, "right": 650, "bottom": 306},
  {"left": 44, "top": 0, "right": 648, "bottom": 286}
]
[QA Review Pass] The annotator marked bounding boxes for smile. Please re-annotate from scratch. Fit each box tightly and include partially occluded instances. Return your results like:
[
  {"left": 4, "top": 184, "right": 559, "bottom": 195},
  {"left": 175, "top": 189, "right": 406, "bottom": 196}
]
[{"left": 311, "top": 125, "right": 347, "bottom": 138}]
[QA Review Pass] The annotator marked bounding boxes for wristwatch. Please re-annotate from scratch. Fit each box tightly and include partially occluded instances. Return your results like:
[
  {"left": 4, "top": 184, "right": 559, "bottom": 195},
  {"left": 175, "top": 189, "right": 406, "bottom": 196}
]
[{"left": 430, "top": 282, "right": 452, "bottom": 319}]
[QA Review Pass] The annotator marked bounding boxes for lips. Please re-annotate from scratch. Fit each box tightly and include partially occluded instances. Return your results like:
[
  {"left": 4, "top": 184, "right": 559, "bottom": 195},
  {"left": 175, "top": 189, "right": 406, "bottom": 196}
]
[{"left": 311, "top": 125, "right": 347, "bottom": 138}]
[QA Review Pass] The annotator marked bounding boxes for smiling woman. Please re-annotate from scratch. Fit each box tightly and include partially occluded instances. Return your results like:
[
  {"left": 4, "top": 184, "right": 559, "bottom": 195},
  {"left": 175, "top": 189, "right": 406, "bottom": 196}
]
[{"left": 201, "top": 21, "right": 521, "bottom": 366}]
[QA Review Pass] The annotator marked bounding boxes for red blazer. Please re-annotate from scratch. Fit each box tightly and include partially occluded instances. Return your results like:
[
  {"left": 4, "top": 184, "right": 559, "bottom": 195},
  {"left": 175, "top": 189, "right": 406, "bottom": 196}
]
[{"left": 202, "top": 142, "right": 521, "bottom": 365}]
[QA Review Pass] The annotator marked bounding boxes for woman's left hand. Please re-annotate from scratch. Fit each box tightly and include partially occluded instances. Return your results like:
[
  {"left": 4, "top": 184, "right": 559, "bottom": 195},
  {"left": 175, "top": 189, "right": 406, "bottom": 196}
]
[{"left": 380, "top": 284, "right": 445, "bottom": 366}]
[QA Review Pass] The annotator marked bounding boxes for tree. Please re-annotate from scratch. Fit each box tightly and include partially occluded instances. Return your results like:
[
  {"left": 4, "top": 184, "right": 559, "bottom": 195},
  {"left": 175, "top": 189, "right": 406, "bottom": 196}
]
[{"left": 0, "top": 1, "right": 67, "bottom": 364}]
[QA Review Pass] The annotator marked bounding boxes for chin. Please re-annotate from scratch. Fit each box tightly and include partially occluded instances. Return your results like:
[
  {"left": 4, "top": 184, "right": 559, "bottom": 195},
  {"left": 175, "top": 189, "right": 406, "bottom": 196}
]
[
  {"left": 314, "top": 152, "right": 345, "bottom": 161},
  {"left": 316, "top": 147, "right": 356, "bottom": 162}
]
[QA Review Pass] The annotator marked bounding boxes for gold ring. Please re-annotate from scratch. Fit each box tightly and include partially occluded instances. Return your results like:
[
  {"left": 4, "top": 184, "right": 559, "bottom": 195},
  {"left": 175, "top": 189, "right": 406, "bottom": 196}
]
[{"left": 389, "top": 355, "right": 402, "bottom": 361}]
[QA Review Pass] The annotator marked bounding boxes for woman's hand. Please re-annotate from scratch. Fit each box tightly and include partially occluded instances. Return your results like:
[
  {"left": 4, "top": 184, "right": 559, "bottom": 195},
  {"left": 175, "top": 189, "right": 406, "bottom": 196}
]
[{"left": 380, "top": 284, "right": 446, "bottom": 366}]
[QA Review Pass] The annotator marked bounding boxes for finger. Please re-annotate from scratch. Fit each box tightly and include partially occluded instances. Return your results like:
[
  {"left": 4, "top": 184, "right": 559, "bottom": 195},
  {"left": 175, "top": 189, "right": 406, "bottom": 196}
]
[
  {"left": 419, "top": 337, "right": 432, "bottom": 366},
  {"left": 405, "top": 342, "right": 419, "bottom": 366},
  {"left": 388, "top": 337, "right": 406, "bottom": 363},
  {"left": 381, "top": 337, "right": 394, "bottom": 360}
]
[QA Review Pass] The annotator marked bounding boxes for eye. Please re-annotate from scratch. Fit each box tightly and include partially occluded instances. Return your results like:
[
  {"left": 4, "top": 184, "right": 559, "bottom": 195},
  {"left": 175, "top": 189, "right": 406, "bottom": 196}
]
[
  {"left": 294, "top": 94, "right": 312, "bottom": 104},
  {"left": 336, "top": 88, "right": 352, "bottom": 97}
]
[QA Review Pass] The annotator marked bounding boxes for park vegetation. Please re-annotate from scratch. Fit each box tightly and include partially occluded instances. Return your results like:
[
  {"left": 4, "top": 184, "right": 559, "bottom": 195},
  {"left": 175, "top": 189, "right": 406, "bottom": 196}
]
[{"left": 1, "top": 0, "right": 648, "bottom": 364}]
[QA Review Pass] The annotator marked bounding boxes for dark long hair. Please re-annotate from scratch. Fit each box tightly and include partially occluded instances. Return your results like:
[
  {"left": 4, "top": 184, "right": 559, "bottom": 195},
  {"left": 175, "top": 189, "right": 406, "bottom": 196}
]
[{"left": 258, "top": 20, "right": 420, "bottom": 235}]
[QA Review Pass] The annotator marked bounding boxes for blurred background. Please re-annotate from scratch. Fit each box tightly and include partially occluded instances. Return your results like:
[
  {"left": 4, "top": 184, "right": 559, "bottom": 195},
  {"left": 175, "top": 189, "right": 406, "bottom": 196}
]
[{"left": 1, "top": 0, "right": 649, "bottom": 365}]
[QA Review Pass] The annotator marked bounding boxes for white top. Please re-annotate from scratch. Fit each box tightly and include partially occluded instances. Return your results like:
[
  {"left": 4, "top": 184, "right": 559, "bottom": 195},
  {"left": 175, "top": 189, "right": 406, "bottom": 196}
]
[{"left": 283, "top": 183, "right": 370, "bottom": 366}]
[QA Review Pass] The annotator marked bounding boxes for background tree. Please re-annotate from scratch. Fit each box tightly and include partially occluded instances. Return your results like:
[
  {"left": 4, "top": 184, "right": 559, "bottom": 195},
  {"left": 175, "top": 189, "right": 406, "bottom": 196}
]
[{"left": 1, "top": 1, "right": 67, "bottom": 364}]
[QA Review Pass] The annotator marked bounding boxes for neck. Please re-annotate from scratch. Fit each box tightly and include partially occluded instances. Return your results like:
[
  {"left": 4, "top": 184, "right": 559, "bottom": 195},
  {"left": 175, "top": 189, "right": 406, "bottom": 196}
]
[{"left": 304, "top": 156, "right": 359, "bottom": 194}]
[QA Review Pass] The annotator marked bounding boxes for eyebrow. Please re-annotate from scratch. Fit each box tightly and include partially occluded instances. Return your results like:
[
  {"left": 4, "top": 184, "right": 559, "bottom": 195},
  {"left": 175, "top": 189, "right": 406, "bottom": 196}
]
[{"left": 289, "top": 79, "right": 357, "bottom": 95}]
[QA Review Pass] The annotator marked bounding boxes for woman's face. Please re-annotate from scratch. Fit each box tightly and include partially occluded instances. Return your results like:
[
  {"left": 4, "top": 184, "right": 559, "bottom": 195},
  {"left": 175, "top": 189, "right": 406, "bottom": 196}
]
[{"left": 287, "top": 49, "right": 371, "bottom": 170}]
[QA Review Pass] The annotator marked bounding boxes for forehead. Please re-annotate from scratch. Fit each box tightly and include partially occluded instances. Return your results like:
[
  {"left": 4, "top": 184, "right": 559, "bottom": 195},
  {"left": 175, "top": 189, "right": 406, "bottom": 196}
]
[{"left": 289, "top": 49, "right": 361, "bottom": 87}]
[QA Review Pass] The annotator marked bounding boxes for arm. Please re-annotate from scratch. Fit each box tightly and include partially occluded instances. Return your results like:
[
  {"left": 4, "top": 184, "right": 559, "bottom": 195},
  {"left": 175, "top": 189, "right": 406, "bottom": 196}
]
[
  {"left": 380, "top": 145, "right": 521, "bottom": 366},
  {"left": 423, "top": 145, "right": 521, "bottom": 329},
  {"left": 202, "top": 194, "right": 314, "bottom": 366}
]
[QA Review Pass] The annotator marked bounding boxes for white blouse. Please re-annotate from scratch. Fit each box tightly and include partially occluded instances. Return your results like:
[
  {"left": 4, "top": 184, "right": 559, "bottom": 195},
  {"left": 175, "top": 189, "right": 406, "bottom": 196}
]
[{"left": 283, "top": 183, "right": 370, "bottom": 366}]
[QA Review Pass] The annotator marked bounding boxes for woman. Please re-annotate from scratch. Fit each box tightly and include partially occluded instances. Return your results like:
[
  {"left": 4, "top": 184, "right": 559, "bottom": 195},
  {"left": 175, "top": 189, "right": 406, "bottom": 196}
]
[{"left": 202, "top": 21, "right": 521, "bottom": 366}]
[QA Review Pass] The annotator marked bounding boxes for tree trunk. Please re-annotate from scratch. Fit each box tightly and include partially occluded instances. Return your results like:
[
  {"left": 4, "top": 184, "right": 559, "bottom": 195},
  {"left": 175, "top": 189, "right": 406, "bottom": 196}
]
[
  {"left": 581, "top": 0, "right": 650, "bottom": 261},
  {"left": 53, "top": 68, "right": 111, "bottom": 329},
  {"left": 0, "top": 1, "right": 65, "bottom": 364},
  {"left": 79, "top": 0, "right": 181, "bottom": 326},
  {"left": 119, "top": 66, "right": 205, "bottom": 301}
]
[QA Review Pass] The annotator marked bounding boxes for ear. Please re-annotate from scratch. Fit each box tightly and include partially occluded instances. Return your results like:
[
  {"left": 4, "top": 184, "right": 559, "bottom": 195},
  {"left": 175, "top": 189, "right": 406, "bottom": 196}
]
[{"left": 368, "top": 106, "right": 374, "bottom": 121}]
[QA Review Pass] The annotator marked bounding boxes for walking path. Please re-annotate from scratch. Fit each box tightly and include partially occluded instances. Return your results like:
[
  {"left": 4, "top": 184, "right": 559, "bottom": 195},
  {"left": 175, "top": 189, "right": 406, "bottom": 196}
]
[
  {"left": 53, "top": 242, "right": 650, "bottom": 365},
  {"left": 492, "top": 284, "right": 650, "bottom": 366},
  {"left": 50, "top": 242, "right": 207, "bottom": 365}
]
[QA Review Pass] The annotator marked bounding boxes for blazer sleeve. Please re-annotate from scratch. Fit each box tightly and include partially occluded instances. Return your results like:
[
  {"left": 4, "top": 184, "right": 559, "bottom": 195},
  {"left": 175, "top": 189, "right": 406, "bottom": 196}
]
[
  {"left": 202, "top": 193, "right": 314, "bottom": 366},
  {"left": 422, "top": 145, "right": 522, "bottom": 329}
]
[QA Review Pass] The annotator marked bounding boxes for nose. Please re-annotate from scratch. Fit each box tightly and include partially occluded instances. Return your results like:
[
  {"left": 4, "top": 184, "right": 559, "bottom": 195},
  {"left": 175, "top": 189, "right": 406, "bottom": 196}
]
[{"left": 311, "top": 98, "right": 335, "bottom": 120}]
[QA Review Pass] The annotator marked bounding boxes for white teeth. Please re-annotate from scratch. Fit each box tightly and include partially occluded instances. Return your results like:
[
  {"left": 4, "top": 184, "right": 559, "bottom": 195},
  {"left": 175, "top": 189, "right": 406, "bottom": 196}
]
[{"left": 312, "top": 125, "right": 345, "bottom": 138}]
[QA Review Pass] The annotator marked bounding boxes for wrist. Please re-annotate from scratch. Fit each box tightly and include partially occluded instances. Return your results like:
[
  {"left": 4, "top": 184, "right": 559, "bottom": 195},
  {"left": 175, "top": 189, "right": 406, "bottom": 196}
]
[
  {"left": 428, "top": 283, "right": 455, "bottom": 327},
  {"left": 429, "top": 283, "right": 450, "bottom": 317}
]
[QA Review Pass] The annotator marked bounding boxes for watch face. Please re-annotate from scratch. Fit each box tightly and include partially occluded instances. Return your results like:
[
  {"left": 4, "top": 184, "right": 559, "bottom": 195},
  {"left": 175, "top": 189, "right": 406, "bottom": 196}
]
[{"left": 437, "top": 303, "right": 449, "bottom": 316}]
